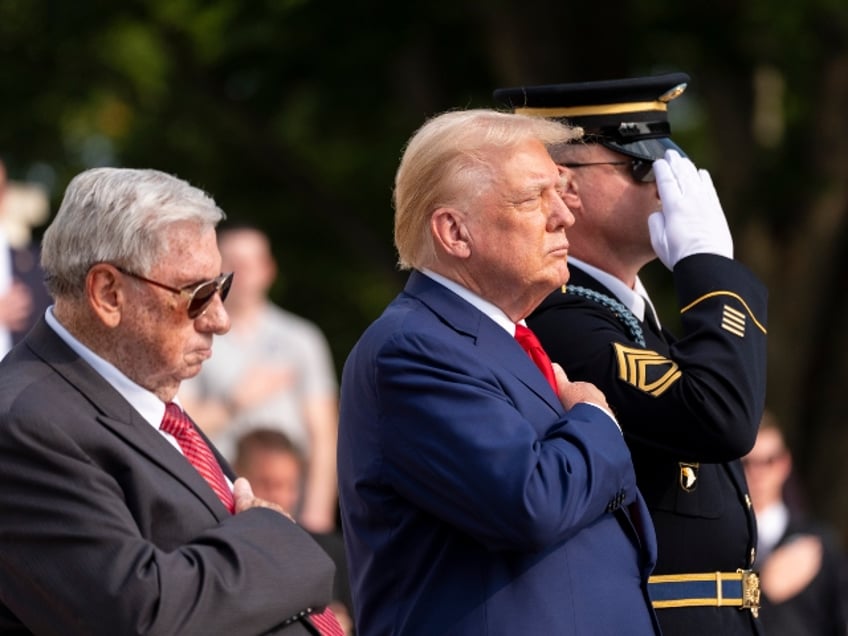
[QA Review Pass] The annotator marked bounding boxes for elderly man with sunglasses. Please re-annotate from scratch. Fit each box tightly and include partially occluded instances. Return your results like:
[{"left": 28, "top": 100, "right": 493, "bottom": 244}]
[
  {"left": 495, "top": 74, "right": 768, "bottom": 636},
  {"left": 0, "top": 168, "right": 344, "bottom": 635}
]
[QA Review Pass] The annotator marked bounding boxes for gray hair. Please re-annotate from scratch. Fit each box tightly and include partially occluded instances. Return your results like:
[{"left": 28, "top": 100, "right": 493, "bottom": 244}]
[
  {"left": 41, "top": 168, "right": 225, "bottom": 297},
  {"left": 393, "top": 108, "right": 581, "bottom": 270}
]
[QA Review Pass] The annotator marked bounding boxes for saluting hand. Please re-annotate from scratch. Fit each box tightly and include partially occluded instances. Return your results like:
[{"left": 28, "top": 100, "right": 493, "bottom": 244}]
[{"left": 648, "top": 148, "right": 733, "bottom": 269}]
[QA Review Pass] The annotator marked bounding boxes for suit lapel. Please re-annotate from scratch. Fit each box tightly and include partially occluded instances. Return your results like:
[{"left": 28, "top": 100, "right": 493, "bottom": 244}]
[
  {"left": 485, "top": 322, "right": 562, "bottom": 411},
  {"left": 405, "top": 272, "right": 562, "bottom": 413},
  {"left": 97, "top": 411, "right": 231, "bottom": 518},
  {"left": 24, "top": 318, "right": 231, "bottom": 519}
]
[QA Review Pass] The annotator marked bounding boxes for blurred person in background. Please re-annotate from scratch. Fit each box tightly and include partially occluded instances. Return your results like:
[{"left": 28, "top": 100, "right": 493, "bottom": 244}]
[
  {"left": 496, "top": 73, "right": 767, "bottom": 635},
  {"left": 0, "top": 158, "right": 51, "bottom": 358},
  {"left": 180, "top": 223, "right": 340, "bottom": 533},
  {"left": 744, "top": 410, "right": 847, "bottom": 636},
  {"left": 234, "top": 427, "right": 354, "bottom": 635}
]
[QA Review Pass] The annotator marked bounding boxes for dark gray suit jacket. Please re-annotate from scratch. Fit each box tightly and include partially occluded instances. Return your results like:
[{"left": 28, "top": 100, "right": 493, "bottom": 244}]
[{"left": 0, "top": 318, "right": 335, "bottom": 635}]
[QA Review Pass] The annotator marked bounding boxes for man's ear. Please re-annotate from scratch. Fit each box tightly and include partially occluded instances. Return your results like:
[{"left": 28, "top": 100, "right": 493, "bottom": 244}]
[
  {"left": 86, "top": 263, "right": 125, "bottom": 328},
  {"left": 431, "top": 207, "right": 472, "bottom": 259},
  {"left": 560, "top": 167, "right": 582, "bottom": 210}
]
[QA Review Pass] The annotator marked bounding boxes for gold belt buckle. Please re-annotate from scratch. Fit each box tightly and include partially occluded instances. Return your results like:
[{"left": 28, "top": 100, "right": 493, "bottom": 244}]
[{"left": 737, "top": 569, "right": 761, "bottom": 618}]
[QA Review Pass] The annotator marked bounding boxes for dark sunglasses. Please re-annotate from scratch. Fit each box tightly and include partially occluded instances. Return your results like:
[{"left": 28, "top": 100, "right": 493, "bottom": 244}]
[
  {"left": 561, "top": 159, "right": 655, "bottom": 183},
  {"left": 115, "top": 266, "right": 234, "bottom": 319}
]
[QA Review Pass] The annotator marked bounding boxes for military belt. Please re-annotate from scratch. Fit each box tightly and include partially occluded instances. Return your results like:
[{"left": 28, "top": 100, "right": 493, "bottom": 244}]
[{"left": 648, "top": 569, "right": 761, "bottom": 617}]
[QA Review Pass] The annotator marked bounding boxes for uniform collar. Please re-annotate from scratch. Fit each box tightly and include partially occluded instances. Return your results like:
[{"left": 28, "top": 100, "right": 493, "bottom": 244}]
[{"left": 568, "top": 257, "right": 659, "bottom": 327}]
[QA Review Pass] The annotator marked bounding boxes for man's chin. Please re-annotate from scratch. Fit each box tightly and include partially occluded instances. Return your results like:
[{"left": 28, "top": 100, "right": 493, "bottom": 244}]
[
  {"left": 181, "top": 360, "right": 207, "bottom": 379},
  {"left": 550, "top": 265, "right": 570, "bottom": 288}
]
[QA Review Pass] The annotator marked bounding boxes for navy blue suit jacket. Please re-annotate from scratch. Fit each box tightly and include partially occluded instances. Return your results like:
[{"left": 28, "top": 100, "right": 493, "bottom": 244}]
[{"left": 338, "top": 271, "right": 661, "bottom": 635}]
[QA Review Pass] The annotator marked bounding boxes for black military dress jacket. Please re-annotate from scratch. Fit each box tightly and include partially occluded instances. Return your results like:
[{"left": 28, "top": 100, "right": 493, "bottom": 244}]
[{"left": 529, "top": 253, "right": 767, "bottom": 636}]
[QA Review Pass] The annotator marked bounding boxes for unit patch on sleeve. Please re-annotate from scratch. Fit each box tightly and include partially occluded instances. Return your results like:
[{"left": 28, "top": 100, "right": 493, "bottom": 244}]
[{"left": 613, "top": 342, "right": 682, "bottom": 397}]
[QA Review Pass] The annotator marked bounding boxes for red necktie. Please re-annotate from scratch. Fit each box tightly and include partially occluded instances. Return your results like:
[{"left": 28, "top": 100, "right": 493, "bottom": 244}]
[
  {"left": 309, "top": 607, "right": 345, "bottom": 636},
  {"left": 161, "top": 404, "right": 345, "bottom": 635},
  {"left": 160, "top": 402, "right": 235, "bottom": 513},
  {"left": 514, "top": 324, "right": 558, "bottom": 393}
]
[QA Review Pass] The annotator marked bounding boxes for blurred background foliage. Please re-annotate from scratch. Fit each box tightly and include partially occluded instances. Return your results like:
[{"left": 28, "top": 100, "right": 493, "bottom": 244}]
[{"left": 2, "top": 0, "right": 848, "bottom": 546}]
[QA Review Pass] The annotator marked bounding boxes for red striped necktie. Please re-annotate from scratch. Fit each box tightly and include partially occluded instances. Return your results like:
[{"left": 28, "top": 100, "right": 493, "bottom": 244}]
[
  {"left": 160, "top": 402, "right": 235, "bottom": 513},
  {"left": 309, "top": 608, "right": 345, "bottom": 636},
  {"left": 514, "top": 324, "right": 558, "bottom": 393},
  {"left": 160, "top": 403, "right": 344, "bottom": 635}
]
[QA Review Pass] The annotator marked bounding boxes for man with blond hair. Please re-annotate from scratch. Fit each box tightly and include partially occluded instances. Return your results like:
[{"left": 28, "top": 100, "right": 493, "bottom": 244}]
[{"left": 338, "top": 109, "right": 660, "bottom": 635}]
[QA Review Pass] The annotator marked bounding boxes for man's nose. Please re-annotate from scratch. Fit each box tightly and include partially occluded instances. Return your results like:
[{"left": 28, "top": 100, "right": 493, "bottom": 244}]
[{"left": 195, "top": 294, "right": 231, "bottom": 334}]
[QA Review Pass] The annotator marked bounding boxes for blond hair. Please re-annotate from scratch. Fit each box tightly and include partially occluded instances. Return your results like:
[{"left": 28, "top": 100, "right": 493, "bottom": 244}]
[{"left": 393, "top": 109, "right": 581, "bottom": 270}]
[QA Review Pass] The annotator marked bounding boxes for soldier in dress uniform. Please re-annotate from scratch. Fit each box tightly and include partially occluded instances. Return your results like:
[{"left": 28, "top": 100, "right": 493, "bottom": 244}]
[{"left": 494, "top": 73, "right": 767, "bottom": 635}]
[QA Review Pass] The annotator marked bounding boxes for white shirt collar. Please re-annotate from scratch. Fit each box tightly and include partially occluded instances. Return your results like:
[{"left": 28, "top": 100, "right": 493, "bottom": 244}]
[
  {"left": 420, "top": 269, "right": 621, "bottom": 430},
  {"left": 420, "top": 269, "right": 519, "bottom": 334},
  {"left": 44, "top": 306, "right": 168, "bottom": 431},
  {"left": 568, "top": 257, "right": 660, "bottom": 327},
  {"left": 45, "top": 307, "right": 230, "bottom": 481}
]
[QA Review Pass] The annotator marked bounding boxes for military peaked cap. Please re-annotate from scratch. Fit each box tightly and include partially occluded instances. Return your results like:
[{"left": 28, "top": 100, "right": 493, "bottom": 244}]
[{"left": 493, "top": 72, "right": 690, "bottom": 161}]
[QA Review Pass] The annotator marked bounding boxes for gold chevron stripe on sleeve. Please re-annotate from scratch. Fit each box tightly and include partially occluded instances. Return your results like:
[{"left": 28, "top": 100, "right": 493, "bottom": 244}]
[
  {"left": 721, "top": 305, "right": 746, "bottom": 337},
  {"left": 613, "top": 343, "right": 682, "bottom": 397},
  {"left": 679, "top": 291, "right": 766, "bottom": 335}
]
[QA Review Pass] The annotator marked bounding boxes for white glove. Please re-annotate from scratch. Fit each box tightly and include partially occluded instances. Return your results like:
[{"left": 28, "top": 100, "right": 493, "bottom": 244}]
[{"left": 648, "top": 149, "right": 733, "bottom": 270}]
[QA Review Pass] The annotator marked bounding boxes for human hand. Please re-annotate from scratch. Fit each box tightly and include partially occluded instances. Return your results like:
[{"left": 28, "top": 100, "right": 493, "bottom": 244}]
[
  {"left": 553, "top": 363, "right": 610, "bottom": 412},
  {"left": 648, "top": 149, "right": 733, "bottom": 269},
  {"left": 298, "top": 505, "right": 337, "bottom": 535},
  {"left": 230, "top": 365, "right": 295, "bottom": 410},
  {"left": 233, "top": 477, "right": 295, "bottom": 521},
  {"left": 760, "top": 534, "right": 823, "bottom": 603}
]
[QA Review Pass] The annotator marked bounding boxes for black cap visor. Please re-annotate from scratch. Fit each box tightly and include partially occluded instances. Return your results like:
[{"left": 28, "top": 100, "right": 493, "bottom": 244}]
[{"left": 600, "top": 136, "right": 686, "bottom": 162}]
